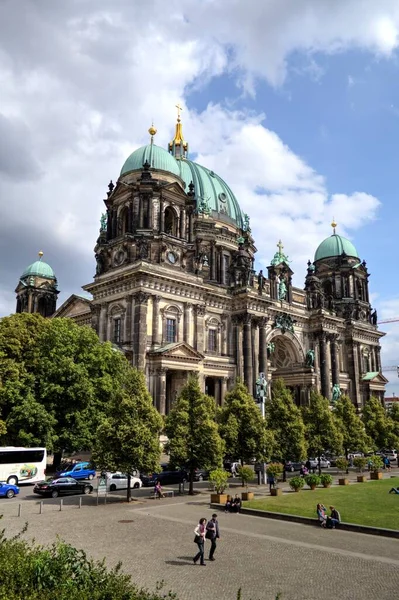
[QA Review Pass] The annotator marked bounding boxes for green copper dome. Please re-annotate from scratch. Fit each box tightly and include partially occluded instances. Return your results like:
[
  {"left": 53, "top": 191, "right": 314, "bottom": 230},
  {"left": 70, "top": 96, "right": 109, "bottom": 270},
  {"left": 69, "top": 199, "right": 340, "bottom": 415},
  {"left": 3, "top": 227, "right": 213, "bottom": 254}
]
[
  {"left": 120, "top": 144, "right": 245, "bottom": 229},
  {"left": 21, "top": 258, "right": 55, "bottom": 280},
  {"left": 314, "top": 234, "right": 359, "bottom": 262}
]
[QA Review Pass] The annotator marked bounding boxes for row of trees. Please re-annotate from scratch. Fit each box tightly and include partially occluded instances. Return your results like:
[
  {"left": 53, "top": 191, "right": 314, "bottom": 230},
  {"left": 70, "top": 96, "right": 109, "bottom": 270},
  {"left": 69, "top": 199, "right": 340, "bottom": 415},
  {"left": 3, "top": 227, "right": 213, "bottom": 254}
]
[{"left": 1, "top": 314, "right": 398, "bottom": 497}]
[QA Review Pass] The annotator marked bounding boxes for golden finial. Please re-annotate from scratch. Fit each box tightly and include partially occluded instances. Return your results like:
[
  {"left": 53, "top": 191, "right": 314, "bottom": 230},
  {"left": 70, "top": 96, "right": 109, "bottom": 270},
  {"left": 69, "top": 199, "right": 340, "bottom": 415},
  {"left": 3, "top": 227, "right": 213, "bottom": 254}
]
[
  {"left": 148, "top": 122, "right": 157, "bottom": 143},
  {"left": 331, "top": 218, "right": 337, "bottom": 234},
  {"left": 38, "top": 251, "right": 44, "bottom": 260},
  {"left": 175, "top": 103, "right": 183, "bottom": 122}
]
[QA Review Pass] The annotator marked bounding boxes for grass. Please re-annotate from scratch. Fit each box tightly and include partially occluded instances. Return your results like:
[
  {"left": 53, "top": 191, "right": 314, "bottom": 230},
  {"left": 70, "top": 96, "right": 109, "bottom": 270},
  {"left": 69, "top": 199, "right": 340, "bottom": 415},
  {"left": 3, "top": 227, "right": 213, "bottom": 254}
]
[{"left": 244, "top": 477, "right": 399, "bottom": 530}]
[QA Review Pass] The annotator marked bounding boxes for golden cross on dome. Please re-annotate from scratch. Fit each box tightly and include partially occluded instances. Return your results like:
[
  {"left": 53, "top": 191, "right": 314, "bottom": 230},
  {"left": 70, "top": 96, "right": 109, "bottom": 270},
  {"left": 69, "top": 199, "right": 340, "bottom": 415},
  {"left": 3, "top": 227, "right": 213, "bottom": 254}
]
[
  {"left": 277, "top": 240, "right": 284, "bottom": 254},
  {"left": 175, "top": 103, "right": 183, "bottom": 122}
]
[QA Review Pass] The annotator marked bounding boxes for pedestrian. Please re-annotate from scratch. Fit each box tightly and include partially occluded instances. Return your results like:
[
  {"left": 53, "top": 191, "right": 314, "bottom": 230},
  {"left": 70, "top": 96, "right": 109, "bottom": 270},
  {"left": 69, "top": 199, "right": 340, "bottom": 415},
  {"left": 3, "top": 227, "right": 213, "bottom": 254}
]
[
  {"left": 267, "top": 472, "right": 275, "bottom": 492},
  {"left": 205, "top": 513, "right": 220, "bottom": 561},
  {"left": 193, "top": 518, "right": 207, "bottom": 566},
  {"left": 154, "top": 479, "right": 163, "bottom": 499}
]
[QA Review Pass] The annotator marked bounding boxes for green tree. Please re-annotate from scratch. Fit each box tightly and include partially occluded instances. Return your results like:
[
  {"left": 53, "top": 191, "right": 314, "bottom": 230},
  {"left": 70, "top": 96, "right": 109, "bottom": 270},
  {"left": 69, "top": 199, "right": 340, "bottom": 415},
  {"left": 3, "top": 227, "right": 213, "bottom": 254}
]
[
  {"left": 0, "top": 314, "right": 147, "bottom": 467},
  {"left": 334, "top": 395, "right": 372, "bottom": 459},
  {"left": 302, "top": 390, "right": 343, "bottom": 474},
  {"left": 218, "top": 381, "right": 274, "bottom": 469},
  {"left": 363, "top": 396, "right": 399, "bottom": 450},
  {"left": 92, "top": 368, "right": 162, "bottom": 502},
  {"left": 265, "top": 378, "right": 307, "bottom": 464},
  {"left": 164, "top": 376, "right": 225, "bottom": 495}
]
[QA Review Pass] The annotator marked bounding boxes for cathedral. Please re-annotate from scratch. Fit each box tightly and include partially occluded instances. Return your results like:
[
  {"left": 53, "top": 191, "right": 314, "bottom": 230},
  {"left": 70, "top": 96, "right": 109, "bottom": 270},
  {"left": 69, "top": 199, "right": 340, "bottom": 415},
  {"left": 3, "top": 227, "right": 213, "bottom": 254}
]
[{"left": 17, "top": 111, "right": 387, "bottom": 413}]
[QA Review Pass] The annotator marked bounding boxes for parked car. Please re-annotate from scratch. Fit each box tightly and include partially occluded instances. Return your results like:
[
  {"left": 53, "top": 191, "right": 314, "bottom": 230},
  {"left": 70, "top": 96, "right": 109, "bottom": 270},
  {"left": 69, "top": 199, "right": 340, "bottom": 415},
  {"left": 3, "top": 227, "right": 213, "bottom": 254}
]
[
  {"left": 284, "top": 461, "right": 303, "bottom": 472},
  {"left": 140, "top": 469, "right": 188, "bottom": 487},
  {"left": 309, "top": 458, "right": 331, "bottom": 469},
  {"left": 56, "top": 462, "right": 96, "bottom": 480},
  {"left": 106, "top": 472, "right": 142, "bottom": 491},
  {"left": 33, "top": 477, "right": 93, "bottom": 498},
  {"left": 193, "top": 468, "right": 209, "bottom": 481},
  {"left": 223, "top": 460, "right": 240, "bottom": 476},
  {"left": 0, "top": 481, "right": 19, "bottom": 499}
]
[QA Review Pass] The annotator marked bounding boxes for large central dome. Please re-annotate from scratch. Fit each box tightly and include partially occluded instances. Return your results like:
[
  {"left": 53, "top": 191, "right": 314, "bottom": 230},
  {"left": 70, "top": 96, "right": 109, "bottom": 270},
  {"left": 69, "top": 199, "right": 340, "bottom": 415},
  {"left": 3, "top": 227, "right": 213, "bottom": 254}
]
[{"left": 120, "top": 125, "right": 245, "bottom": 230}]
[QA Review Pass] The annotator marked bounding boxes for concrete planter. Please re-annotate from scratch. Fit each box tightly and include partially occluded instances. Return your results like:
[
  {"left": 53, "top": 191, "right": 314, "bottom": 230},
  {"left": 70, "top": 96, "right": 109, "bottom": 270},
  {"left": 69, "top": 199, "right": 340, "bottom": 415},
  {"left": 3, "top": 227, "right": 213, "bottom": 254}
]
[
  {"left": 309, "top": 484, "right": 317, "bottom": 490},
  {"left": 370, "top": 472, "right": 383, "bottom": 481},
  {"left": 270, "top": 488, "right": 282, "bottom": 497},
  {"left": 322, "top": 483, "right": 331, "bottom": 488},
  {"left": 338, "top": 478, "right": 349, "bottom": 486},
  {"left": 210, "top": 493, "right": 227, "bottom": 504},
  {"left": 357, "top": 475, "right": 367, "bottom": 483},
  {"left": 241, "top": 491, "right": 254, "bottom": 501}
]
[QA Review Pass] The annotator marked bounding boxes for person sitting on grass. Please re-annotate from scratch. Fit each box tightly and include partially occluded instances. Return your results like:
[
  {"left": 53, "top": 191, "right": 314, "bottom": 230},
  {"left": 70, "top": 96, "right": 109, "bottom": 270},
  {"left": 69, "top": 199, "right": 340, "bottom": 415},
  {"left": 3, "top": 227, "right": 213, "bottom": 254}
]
[
  {"left": 326, "top": 505, "right": 341, "bottom": 528},
  {"left": 388, "top": 487, "right": 399, "bottom": 494},
  {"left": 316, "top": 503, "right": 327, "bottom": 527}
]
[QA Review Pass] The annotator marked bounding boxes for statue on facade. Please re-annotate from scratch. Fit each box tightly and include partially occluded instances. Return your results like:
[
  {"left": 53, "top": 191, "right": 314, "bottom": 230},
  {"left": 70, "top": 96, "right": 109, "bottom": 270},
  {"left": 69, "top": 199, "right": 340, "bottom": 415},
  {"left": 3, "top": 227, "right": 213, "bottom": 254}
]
[
  {"left": 274, "top": 314, "right": 295, "bottom": 334},
  {"left": 371, "top": 309, "right": 378, "bottom": 326},
  {"left": 100, "top": 213, "right": 107, "bottom": 232},
  {"left": 331, "top": 384, "right": 342, "bottom": 403},
  {"left": 243, "top": 213, "right": 251, "bottom": 233},
  {"left": 197, "top": 196, "right": 212, "bottom": 216},
  {"left": 95, "top": 253, "right": 104, "bottom": 275},
  {"left": 267, "top": 342, "right": 275, "bottom": 357},
  {"left": 255, "top": 373, "right": 268, "bottom": 402},
  {"left": 278, "top": 276, "right": 287, "bottom": 300},
  {"left": 257, "top": 270, "right": 265, "bottom": 293},
  {"left": 107, "top": 180, "right": 114, "bottom": 196},
  {"left": 305, "top": 349, "right": 315, "bottom": 368}
]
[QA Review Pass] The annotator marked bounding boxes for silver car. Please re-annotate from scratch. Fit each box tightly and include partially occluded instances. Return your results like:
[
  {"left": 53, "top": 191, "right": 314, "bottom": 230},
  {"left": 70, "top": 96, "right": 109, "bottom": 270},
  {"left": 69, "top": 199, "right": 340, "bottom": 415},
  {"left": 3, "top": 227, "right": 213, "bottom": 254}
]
[{"left": 106, "top": 472, "right": 142, "bottom": 492}]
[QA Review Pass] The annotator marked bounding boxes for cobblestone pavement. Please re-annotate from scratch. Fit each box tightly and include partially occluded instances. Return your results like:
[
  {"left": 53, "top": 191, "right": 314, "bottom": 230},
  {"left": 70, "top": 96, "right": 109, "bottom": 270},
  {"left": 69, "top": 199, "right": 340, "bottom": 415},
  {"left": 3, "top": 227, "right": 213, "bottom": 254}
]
[{"left": 1, "top": 495, "right": 399, "bottom": 600}]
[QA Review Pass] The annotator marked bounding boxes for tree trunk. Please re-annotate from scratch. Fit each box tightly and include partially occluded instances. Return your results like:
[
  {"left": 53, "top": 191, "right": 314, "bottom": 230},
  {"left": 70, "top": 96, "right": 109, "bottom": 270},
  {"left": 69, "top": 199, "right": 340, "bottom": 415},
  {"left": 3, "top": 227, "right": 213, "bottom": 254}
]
[
  {"left": 318, "top": 456, "right": 321, "bottom": 476},
  {"left": 126, "top": 473, "right": 132, "bottom": 502},
  {"left": 53, "top": 451, "right": 63, "bottom": 471},
  {"left": 189, "top": 467, "right": 194, "bottom": 495}
]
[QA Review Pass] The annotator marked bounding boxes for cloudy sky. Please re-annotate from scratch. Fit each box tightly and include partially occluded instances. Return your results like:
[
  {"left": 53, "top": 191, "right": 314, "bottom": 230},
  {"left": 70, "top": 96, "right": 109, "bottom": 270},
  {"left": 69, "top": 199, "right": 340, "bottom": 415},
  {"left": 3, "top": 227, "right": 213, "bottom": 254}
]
[{"left": 1, "top": 0, "right": 399, "bottom": 392}]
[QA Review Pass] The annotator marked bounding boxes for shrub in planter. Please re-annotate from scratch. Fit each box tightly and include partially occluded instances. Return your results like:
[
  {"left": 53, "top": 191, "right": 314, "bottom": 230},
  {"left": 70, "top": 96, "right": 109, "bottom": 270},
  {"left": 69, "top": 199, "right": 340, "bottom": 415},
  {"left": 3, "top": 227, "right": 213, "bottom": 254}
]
[
  {"left": 209, "top": 468, "right": 229, "bottom": 503},
  {"left": 353, "top": 456, "right": 368, "bottom": 473},
  {"left": 336, "top": 458, "right": 349, "bottom": 473},
  {"left": 289, "top": 476, "right": 305, "bottom": 492},
  {"left": 266, "top": 462, "right": 284, "bottom": 479},
  {"left": 238, "top": 465, "right": 255, "bottom": 500},
  {"left": 368, "top": 455, "right": 384, "bottom": 479},
  {"left": 304, "top": 474, "right": 321, "bottom": 490},
  {"left": 320, "top": 473, "right": 333, "bottom": 488}
]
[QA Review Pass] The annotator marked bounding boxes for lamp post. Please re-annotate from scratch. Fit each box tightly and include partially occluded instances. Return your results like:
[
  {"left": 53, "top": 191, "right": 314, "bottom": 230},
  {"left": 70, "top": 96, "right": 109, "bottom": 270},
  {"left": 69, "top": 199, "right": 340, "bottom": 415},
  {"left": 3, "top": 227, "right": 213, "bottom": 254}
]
[{"left": 255, "top": 372, "right": 267, "bottom": 485}]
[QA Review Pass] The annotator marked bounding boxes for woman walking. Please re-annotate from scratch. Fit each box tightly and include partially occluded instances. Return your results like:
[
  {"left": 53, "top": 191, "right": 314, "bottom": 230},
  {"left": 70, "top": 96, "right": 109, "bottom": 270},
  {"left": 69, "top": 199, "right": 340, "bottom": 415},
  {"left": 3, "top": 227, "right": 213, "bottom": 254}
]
[{"left": 193, "top": 517, "right": 207, "bottom": 566}]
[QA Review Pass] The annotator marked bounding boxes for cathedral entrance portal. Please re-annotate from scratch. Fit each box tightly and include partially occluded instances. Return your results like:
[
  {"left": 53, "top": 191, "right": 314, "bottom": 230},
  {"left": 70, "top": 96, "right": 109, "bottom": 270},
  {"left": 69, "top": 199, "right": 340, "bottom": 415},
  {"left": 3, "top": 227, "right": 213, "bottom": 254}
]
[{"left": 269, "top": 334, "right": 313, "bottom": 406}]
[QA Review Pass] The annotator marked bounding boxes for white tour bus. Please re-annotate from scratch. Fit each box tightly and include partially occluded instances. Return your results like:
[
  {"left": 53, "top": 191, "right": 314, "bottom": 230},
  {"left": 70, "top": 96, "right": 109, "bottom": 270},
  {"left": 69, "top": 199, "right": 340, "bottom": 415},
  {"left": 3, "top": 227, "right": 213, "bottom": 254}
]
[{"left": 0, "top": 447, "right": 47, "bottom": 485}]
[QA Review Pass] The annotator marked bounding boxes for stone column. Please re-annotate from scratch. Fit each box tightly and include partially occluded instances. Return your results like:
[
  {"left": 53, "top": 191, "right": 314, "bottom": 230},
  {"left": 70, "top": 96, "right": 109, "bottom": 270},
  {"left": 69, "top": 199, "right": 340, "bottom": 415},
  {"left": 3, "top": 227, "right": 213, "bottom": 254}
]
[
  {"left": 98, "top": 303, "right": 108, "bottom": 342},
  {"left": 214, "top": 379, "right": 221, "bottom": 406},
  {"left": 195, "top": 305, "right": 206, "bottom": 353},
  {"left": 221, "top": 377, "right": 228, "bottom": 404},
  {"left": 375, "top": 346, "right": 382, "bottom": 371},
  {"left": 243, "top": 314, "right": 253, "bottom": 395},
  {"left": 160, "top": 200, "right": 165, "bottom": 232},
  {"left": 133, "top": 292, "right": 149, "bottom": 370},
  {"left": 319, "top": 333, "right": 330, "bottom": 399},
  {"left": 180, "top": 208, "right": 185, "bottom": 238},
  {"left": 258, "top": 317, "right": 268, "bottom": 375},
  {"left": 124, "top": 295, "right": 133, "bottom": 344},
  {"left": 232, "top": 315, "right": 243, "bottom": 381},
  {"left": 221, "top": 315, "right": 228, "bottom": 355},
  {"left": 177, "top": 310, "right": 183, "bottom": 343},
  {"left": 210, "top": 242, "right": 216, "bottom": 280},
  {"left": 183, "top": 303, "right": 192, "bottom": 344},
  {"left": 157, "top": 367, "right": 167, "bottom": 415},
  {"left": 152, "top": 295, "right": 161, "bottom": 347},
  {"left": 330, "top": 334, "right": 340, "bottom": 386},
  {"left": 189, "top": 211, "right": 194, "bottom": 243}
]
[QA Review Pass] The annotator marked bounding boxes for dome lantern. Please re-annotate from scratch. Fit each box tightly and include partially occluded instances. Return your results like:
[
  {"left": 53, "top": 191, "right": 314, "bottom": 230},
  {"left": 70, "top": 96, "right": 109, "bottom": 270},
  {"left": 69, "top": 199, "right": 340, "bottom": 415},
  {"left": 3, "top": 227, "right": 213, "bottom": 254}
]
[{"left": 168, "top": 103, "right": 188, "bottom": 159}]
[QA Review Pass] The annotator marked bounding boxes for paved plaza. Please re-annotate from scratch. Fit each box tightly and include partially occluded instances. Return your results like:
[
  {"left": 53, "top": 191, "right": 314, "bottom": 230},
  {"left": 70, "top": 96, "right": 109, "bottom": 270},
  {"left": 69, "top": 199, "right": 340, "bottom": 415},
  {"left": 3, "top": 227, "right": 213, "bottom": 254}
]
[{"left": 1, "top": 493, "right": 399, "bottom": 600}]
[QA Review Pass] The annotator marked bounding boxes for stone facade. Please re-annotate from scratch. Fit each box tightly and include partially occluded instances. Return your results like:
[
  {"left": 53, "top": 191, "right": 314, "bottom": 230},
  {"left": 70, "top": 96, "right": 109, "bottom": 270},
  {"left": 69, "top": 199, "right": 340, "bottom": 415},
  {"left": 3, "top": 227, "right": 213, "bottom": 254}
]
[{"left": 53, "top": 122, "right": 387, "bottom": 414}]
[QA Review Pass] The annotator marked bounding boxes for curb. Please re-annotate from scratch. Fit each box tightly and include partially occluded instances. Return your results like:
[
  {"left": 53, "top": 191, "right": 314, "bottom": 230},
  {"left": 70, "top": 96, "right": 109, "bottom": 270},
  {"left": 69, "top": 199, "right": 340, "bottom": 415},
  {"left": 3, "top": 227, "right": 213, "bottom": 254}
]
[{"left": 209, "top": 503, "right": 399, "bottom": 539}]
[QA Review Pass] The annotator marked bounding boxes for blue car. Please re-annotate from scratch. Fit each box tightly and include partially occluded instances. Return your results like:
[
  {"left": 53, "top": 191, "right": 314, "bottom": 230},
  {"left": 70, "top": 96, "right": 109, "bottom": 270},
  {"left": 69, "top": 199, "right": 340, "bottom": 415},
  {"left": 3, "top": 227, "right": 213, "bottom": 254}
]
[
  {"left": 0, "top": 481, "right": 20, "bottom": 499},
  {"left": 57, "top": 462, "right": 96, "bottom": 480}
]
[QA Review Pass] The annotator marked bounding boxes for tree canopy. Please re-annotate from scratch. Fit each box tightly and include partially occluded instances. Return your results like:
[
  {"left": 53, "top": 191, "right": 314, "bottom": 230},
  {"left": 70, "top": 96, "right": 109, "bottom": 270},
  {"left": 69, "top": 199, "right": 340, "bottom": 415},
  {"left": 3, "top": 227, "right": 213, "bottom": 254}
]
[
  {"left": 164, "top": 376, "right": 225, "bottom": 494},
  {"left": 333, "top": 394, "right": 372, "bottom": 458},
  {"left": 302, "top": 390, "right": 343, "bottom": 473},
  {"left": 362, "top": 396, "right": 399, "bottom": 451},
  {"left": 92, "top": 368, "right": 162, "bottom": 500},
  {"left": 265, "top": 378, "right": 307, "bottom": 463},
  {"left": 218, "top": 380, "right": 274, "bottom": 466},
  {"left": 0, "top": 314, "right": 145, "bottom": 463}
]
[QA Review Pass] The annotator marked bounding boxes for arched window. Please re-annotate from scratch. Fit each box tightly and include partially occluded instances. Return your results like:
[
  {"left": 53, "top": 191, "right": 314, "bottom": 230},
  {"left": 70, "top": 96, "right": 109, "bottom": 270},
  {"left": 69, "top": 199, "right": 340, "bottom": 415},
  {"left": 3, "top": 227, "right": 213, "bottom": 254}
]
[
  {"left": 119, "top": 207, "right": 129, "bottom": 235},
  {"left": 164, "top": 207, "right": 177, "bottom": 237}
]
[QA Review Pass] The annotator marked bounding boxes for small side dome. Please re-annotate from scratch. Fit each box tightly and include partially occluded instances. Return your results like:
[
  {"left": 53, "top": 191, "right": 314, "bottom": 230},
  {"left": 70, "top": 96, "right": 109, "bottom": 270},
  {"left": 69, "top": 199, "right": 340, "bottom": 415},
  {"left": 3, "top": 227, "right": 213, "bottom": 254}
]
[
  {"left": 21, "top": 252, "right": 56, "bottom": 280},
  {"left": 314, "top": 233, "right": 359, "bottom": 262}
]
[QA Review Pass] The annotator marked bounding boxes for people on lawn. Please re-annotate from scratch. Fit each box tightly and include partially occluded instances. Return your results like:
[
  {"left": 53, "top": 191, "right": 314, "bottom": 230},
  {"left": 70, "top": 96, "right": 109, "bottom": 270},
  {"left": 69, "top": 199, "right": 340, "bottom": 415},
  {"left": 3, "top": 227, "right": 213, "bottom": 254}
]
[{"left": 317, "top": 504, "right": 341, "bottom": 529}]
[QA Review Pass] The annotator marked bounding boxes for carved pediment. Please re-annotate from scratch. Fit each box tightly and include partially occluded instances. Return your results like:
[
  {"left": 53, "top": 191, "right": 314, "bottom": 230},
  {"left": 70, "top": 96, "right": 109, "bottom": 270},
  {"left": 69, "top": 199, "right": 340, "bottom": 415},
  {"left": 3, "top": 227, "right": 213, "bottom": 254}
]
[
  {"left": 150, "top": 341, "right": 204, "bottom": 361},
  {"left": 362, "top": 371, "right": 389, "bottom": 384},
  {"left": 53, "top": 294, "right": 92, "bottom": 318}
]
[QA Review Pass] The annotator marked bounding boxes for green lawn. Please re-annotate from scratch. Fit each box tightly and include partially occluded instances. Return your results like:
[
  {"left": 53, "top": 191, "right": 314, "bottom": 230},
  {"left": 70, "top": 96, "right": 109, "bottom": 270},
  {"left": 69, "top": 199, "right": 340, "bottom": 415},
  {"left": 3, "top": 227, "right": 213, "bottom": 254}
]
[{"left": 244, "top": 477, "right": 399, "bottom": 530}]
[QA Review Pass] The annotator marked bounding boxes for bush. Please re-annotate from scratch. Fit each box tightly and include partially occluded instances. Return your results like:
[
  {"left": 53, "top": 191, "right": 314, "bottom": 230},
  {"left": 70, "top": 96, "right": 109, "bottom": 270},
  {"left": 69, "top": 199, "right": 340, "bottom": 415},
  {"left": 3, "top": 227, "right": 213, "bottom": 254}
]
[
  {"left": 209, "top": 468, "right": 229, "bottom": 493},
  {"left": 368, "top": 455, "right": 383, "bottom": 472},
  {"left": 353, "top": 457, "right": 368, "bottom": 473},
  {"left": 289, "top": 476, "right": 305, "bottom": 491},
  {"left": 238, "top": 466, "right": 254, "bottom": 490},
  {"left": 320, "top": 473, "right": 333, "bottom": 487},
  {"left": 0, "top": 519, "right": 176, "bottom": 600},
  {"left": 304, "top": 474, "right": 321, "bottom": 489},
  {"left": 336, "top": 458, "right": 349, "bottom": 473},
  {"left": 266, "top": 462, "right": 284, "bottom": 478}
]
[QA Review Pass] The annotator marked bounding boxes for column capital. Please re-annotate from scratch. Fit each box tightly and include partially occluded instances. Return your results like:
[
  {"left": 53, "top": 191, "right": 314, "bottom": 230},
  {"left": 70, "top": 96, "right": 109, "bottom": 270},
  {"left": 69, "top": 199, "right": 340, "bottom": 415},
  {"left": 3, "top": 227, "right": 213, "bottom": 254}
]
[
  {"left": 134, "top": 291, "right": 150, "bottom": 305},
  {"left": 258, "top": 316, "right": 268, "bottom": 328},
  {"left": 152, "top": 294, "right": 161, "bottom": 303},
  {"left": 157, "top": 367, "right": 168, "bottom": 375},
  {"left": 195, "top": 304, "right": 206, "bottom": 317}
]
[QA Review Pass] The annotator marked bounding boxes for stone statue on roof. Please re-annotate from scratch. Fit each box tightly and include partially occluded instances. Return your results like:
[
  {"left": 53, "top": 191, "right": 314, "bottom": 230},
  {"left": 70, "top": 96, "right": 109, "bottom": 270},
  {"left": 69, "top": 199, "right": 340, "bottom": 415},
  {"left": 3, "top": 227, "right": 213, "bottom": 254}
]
[{"left": 100, "top": 213, "right": 107, "bottom": 232}]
